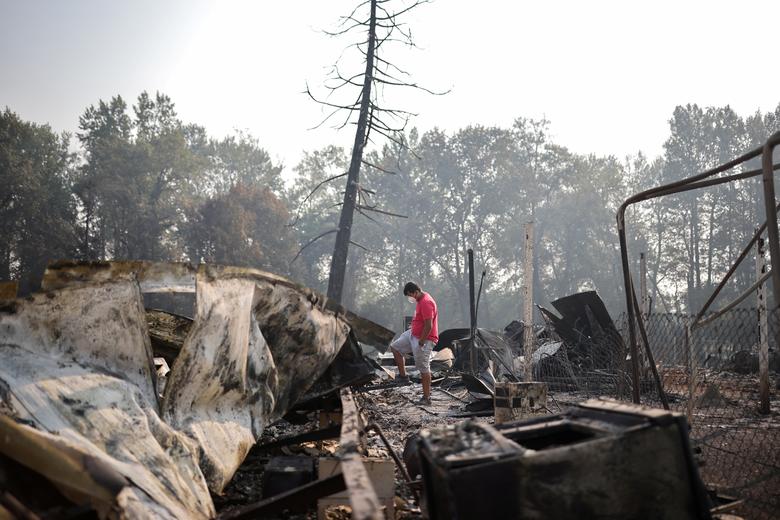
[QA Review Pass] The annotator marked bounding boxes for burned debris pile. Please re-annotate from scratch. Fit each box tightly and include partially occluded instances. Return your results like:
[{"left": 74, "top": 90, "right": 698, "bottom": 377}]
[
  {"left": 534, "top": 291, "right": 628, "bottom": 392},
  {"left": 432, "top": 290, "right": 627, "bottom": 401},
  {"left": 0, "top": 265, "right": 746, "bottom": 519}
]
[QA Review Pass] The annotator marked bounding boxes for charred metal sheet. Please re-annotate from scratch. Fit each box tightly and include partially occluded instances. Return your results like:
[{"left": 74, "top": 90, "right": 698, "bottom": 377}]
[
  {"left": 551, "top": 291, "right": 613, "bottom": 334},
  {"left": 538, "top": 291, "right": 625, "bottom": 372},
  {"left": 453, "top": 328, "right": 518, "bottom": 382},
  {"left": 325, "top": 303, "right": 395, "bottom": 350},
  {"left": 0, "top": 281, "right": 160, "bottom": 405},
  {"left": 42, "top": 260, "right": 197, "bottom": 293},
  {"left": 417, "top": 400, "right": 713, "bottom": 519},
  {"left": 338, "top": 388, "right": 383, "bottom": 520},
  {"left": 434, "top": 327, "right": 470, "bottom": 351},
  {"left": 0, "top": 261, "right": 386, "bottom": 518},
  {"left": 461, "top": 371, "right": 495, "bottom": 397},
  {"left": 542, "top": 290, "right": 618, "bottom": 345},
  {"left": 162, "top": 264, "right": 350, "bottom": 493},
  {"left": 0, "top": 281, "right": 212, "bottom": 518},
  {"left": 44, "top": 260, "right": 394, "bottom": 348},
  {"left": 301, "top": 331, "right": 376, "bottom": 403}
]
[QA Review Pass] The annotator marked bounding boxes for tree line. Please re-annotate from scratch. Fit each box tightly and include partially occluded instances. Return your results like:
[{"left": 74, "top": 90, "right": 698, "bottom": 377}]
[{"left": 2, "top": 93, "right": 779, "bottom": 331}]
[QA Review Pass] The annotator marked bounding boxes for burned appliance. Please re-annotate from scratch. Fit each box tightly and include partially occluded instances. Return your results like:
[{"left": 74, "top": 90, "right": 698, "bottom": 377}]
[{"left": 416, "top": 399, "right": 713, "bottom": 519}]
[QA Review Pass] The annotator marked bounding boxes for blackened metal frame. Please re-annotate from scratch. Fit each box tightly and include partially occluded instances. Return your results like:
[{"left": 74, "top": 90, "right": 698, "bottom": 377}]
[{"left": 617, "top": 131, "right": 780, "bottom": 405}]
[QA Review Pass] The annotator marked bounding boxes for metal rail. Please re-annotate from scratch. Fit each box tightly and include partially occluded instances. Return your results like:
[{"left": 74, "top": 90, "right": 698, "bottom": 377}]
[{"left": 617, "top": 131, "right": 780, "bottom": 403}]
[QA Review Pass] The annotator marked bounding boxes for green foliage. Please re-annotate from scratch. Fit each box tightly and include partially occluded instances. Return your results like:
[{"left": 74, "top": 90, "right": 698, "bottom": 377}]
[
  {"left": 286, "top": 145, "right": 349, "bottom": 291},
  {"left": 72, "top": 91, "right": 288, "bottom": 268},
  {"left": 75, "top": 93, "right": 188, "bottom": 259},
  {"left": 185, "top": 183, "right": 298, "bottom": 277},
  {"left": 0, "top": 108, "right": 77, "bottom": 292},
  {"left": 203, "top": 131, "right": 284, "bottom": 196},
  {"left": 4, "top": 94, "right": 780, "bottom": 328},
  {"left": 2, "top": 93, "right": 289, "bottom": 294},
  {"left": 289, "top": 104, "right": 780, "bottom": 329}
]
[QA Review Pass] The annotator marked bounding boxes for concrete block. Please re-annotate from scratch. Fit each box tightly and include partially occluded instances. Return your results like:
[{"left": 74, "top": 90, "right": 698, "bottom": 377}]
[{"left": 494, "top": 381, "right": 548, "bottom": 424}]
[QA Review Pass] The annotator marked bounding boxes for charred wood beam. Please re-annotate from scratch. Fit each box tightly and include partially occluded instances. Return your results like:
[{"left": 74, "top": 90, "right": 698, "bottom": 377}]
[
  {"left": 249, "top": 424, "right": 341, "bottom": 453},
  {"left": 339, "top": 388, "right": 383, "bottom": 520},
  {"left": 217, "top": 474, "right": 346, "bottom": 520},
  {"left": 0, "top": 492, "right": 40, "bottom": 520}
]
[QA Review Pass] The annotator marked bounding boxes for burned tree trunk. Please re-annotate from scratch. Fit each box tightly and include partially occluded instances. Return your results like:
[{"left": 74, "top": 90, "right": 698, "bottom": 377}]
[
  {"left": 297, "top": 0, "right": 444, "bottom": 301},
  {"left": 327, "top": 0, "right": 377, "bottom": 304}
]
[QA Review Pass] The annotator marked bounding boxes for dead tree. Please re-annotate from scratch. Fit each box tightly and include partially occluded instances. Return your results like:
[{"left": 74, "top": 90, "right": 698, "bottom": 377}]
[{"left": 301, "top": 0, "right": 445, "bottom": 304}]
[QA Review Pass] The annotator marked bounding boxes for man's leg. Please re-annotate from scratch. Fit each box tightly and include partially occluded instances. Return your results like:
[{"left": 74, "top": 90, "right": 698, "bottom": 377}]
[
  {"left": 413, "top": 338, "right": 434, "bottom": 401},
  {"left": 392, "top": 348, "right": 407, "bottom": 377},
  {"left": 390, "top": 330, "right": 413, "bottom": 378},
  {"left": 421, "top": 371, "right": 431, "bottom": 399}
]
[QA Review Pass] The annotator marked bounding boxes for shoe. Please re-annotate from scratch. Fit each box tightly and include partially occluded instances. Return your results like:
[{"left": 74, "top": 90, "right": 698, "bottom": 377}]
[
  {"left": 396, "top": 375, "right": 410, "bottom": 384},
  {"left": 416, "top": 396, "right": 432, "bottom": 406}
]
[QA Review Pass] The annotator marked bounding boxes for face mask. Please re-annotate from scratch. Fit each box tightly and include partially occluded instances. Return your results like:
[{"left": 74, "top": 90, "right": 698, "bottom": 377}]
[{"left": 407, "top": 296, "right": 416, "bottom": 304}]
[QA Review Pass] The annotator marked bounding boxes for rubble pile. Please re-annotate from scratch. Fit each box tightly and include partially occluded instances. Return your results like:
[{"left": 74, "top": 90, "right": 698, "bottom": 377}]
[{"left": 0, "top": 268, "right": 746, "bottom": 519}]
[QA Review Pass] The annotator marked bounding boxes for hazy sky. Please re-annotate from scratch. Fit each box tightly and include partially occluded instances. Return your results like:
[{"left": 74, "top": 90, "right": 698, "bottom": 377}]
[{"left": 2, "top": 0, "right": 779, "bottom": 171}]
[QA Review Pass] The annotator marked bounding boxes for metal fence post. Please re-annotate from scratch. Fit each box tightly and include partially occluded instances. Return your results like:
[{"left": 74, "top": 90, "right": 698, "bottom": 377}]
[
  {"left": 686, "top": 319, "right": 696, "bottom": 423},
  {"left": 523, "top": 222, "right": 534, "bottom": 382},
  {"left": 756, "top": 234, "right": 770, "bottom": 414},
  {"left": 639, "top": 252, "right": 649, "bottom": 376},
  {"left": 468, "top": 249, "right": 477, "bottom": 373},
  {"left": 640, "top": 253, "right": 649, "bottom": 317}
]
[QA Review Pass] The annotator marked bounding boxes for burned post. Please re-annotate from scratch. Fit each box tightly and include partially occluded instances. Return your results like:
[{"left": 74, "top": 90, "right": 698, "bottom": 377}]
[
  {"left": 523, "top": 221, "right": 534, "bottom": 383},
  {"left": 640, "top": 252, "right": 649, "bottom": 318},
  {"left": 468, "top": 248, "right": 477, "bottom": 373}
]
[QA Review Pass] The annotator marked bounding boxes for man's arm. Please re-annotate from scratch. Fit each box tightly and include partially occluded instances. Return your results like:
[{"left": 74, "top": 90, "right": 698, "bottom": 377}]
[{"left": 418, "top": 318, "right": 432, "bottom": 346}]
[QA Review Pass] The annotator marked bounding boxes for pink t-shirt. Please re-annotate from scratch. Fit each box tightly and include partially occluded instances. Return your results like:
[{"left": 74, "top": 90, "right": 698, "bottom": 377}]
[{"left": 411, "top": 292, "right": 439, "bottom": 344}]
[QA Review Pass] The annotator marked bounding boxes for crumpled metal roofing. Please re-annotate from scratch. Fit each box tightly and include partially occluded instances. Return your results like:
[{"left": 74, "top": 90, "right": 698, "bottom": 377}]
[{"left": 0, "top": 261, "right": 391, "bottom": 518}]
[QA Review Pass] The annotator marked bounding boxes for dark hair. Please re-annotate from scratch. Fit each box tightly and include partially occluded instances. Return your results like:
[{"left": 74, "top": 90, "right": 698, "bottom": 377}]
[{"left": 403, "top": 282, "right": 420, "bottom": 295}]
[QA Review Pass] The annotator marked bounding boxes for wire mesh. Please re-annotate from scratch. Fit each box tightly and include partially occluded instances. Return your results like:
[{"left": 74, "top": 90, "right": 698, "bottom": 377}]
[
  {"left": 643, "top": 307, "right": 779, "bottom": 520},
  {"left": 532, "top": 313, "right": 631, "bottom": 402}
]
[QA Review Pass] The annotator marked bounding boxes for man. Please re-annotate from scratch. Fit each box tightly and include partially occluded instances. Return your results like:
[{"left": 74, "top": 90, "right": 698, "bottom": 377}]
[{"left": 389, "top": 282, "right": 439, "bottom": 405}]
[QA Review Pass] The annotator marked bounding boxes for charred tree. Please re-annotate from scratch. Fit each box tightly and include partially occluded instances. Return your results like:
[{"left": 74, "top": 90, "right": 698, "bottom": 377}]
[
  {"left": 300, "top": 0, "right": 445, "bottom": 304},
  {"left": 326, "top": 0, "right": 377, "bottom": 304}
]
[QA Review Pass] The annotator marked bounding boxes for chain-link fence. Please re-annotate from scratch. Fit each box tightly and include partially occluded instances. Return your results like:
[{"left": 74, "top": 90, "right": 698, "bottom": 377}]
[
  {"left": 639, "top": 308, "right": 779, "bottom": 519},
  {"left": 530, "top": 306, "right": 779, "bottom": 518}
]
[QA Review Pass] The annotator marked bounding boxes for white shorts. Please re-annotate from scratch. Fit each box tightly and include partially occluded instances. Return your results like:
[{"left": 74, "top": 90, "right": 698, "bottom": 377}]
[{"left": 390, "top": 329, "right": 434, "bottom": 374}]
